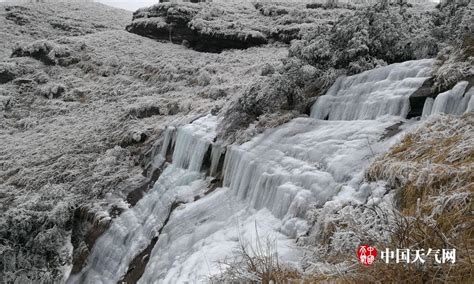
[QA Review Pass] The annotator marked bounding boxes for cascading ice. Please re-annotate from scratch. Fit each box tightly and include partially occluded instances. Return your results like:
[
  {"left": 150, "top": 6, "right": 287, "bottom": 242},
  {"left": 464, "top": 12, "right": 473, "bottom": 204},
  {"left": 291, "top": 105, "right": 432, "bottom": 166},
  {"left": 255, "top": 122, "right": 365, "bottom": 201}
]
[
  {"left": 311, "top": 59, "right": 434, "bottom": 120},
  {"left": 75, "top": 59, "right": 467, "bottom": 282},
  {"left": 222, "top": 117, "right": 400, "bottom": 226},
  {"left": 69, "top": 115, "right": 218, "bottom": 284},
  {"left": 422, "top": 81, "right": 473, "bottom": 117}
]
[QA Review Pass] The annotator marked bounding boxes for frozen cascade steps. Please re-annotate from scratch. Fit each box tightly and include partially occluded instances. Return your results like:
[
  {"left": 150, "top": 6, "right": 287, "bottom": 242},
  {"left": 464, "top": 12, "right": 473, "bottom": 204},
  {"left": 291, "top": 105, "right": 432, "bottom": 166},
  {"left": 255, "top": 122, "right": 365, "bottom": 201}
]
[
  {"left": 422, "top": 81, "right": 473, "bottom": 117},
  {"left": 69, "top": 116, "right": 219, "bottom": 283},
  {"left": 72, "top": 59, "right": 473, "bottom": 283},
  {"left": 71, "top": 115, "right": 403, "bottom": 283},
  {"left": 139, "top": 117, "right": 401, "bottom": 283},
  {"left": 311, "top": 59, "right": 434, "bottom": 120}
]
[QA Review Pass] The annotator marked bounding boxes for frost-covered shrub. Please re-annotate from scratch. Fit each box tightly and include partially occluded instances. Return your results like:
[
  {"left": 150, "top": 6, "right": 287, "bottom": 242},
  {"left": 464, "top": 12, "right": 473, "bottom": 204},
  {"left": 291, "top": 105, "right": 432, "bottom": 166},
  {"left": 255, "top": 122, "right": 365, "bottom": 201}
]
[
  {"left": 12, "top": 39, "right": 84, "bottom": 66},
  {"left": 197, "top": 69, "right": 212, "bottom": 86},
  {"left": 432, "top": 41, "right": 474, "bottom": 92},
  {"left": 32, "top": 71, "right": 49, "bottom": 84},
  {"left": 260, "top": 63, "right": 275, "bottom": 76},
  {"left": 430, "top": 0, "right": 473, "bottom": 92},
  {"left": 432, "top": 0, "right": 473, "bottom": 42},
  {"left": 198, "top": 86, "right": 228, "bottom": 100},
  {"left": 291, "top": 6, "right": 437, "bottom": 69},
  {"left": 35, "top": 82, "right": 66, "bottom": 99},
  {"left": 0, "top": 184, "right": 74, "bottom": 283},
  {"left": 0, "top": 95, "right": 12, "bottom": 111},
  {"left": 219, "top": 71, "right": 306, "bottom": 142}
]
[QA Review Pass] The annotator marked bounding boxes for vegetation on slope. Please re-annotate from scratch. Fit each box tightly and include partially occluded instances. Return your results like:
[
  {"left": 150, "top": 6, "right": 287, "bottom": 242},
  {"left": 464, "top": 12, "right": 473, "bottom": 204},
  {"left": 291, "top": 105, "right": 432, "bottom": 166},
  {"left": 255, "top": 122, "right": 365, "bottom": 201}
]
[
  {"left": 362, "top": 113, "right": 473, "bottom": 282},
  {"left": 219, "top": 0, "right": 472, "bottom": 143}
]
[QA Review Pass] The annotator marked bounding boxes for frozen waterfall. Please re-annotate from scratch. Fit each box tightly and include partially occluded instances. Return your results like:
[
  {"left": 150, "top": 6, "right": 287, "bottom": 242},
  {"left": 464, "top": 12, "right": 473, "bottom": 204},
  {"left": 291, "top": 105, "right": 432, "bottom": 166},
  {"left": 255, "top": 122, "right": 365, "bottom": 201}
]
[
  {"left": 311, "top": 59, "right": 434, "bottom": 120},
  {"left": 69, "top": 116, "right": 218, "bottom": 284},
  {"left": 72, "top": 59, "right": 472, "bottom": 283},
  {"left": 422, "top": 81, "right": 473, "bottom": 117}
]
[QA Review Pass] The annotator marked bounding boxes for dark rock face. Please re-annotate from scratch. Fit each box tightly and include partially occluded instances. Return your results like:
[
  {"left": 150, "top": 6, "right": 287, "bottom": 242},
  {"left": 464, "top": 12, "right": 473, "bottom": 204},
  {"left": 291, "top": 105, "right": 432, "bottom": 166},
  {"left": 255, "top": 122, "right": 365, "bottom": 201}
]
[
  {"left": 0, "top": 68, "right": 17, "bottom": 83},
  {"left": 407, "top": 78, "right": 436, "bottom": 119},
  {"left": 119, "top": 201, "right": 184, "bottom": 284},
  {"left": 0, "top": 63, "right": 21, "bottom": 84},
  {"left": 129, "top": 105, "right": 161, "bottom": 119},
  {"left": 407, "top": 75, "right": 474, "bottom": 119},
  {"left": 126, "top": 3, "right": 268, "bottom": 53},
  {"left": 70, "top": 207, "right": 111, "bottom": 275}
]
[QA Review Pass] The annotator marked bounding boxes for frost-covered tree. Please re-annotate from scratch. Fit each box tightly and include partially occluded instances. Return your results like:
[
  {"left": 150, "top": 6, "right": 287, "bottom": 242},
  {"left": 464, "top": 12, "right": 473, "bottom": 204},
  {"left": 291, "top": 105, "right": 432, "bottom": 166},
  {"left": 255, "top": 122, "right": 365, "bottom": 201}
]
[
  {"left": 379, "top": 0, "right": 390, "bottom": 9},
  {"left": 326, "top": 0, "right": 339, "bottom": 8}
]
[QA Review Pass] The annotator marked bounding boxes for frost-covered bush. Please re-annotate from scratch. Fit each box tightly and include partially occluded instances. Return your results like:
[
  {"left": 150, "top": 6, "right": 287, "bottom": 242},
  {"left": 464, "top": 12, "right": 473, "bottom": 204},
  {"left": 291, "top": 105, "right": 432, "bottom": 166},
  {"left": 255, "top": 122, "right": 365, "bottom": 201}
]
[
  {"left": 291, "top": 5, "right": 437, "bottom": 69},
  {"left": 432, "top": 41, "right": 474, "bottom": 92},
  {"left": 197, "top": 69, "right": 212, "bottom": 86},
  {"left": 430, "top": 0, "right": 473, "bottom": 92},
  {"left": 432, "top": 0, "right": 473, "bottom": 42},
  {"left": 12, "top": 39, "right": 82, "bottom": 66},
  {"left": 35, "top": 82, "right": 66, "bottom": 99},
  {"left": 0, "top": 95, "right": 12, "bottom": 111},
  {"left": 260, "top": 63, "right": 275, "bottom": 76},
  {"left": 218, "top": 71, "right": 305, "bottom": 142}
]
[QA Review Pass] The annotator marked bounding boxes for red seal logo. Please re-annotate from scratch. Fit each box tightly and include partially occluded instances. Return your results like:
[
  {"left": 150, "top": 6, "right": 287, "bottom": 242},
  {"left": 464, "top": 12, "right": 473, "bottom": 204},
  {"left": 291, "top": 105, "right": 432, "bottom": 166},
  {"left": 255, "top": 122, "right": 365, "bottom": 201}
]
[{"left": 358, "top": 245, "right": 377, "bottom": 266}]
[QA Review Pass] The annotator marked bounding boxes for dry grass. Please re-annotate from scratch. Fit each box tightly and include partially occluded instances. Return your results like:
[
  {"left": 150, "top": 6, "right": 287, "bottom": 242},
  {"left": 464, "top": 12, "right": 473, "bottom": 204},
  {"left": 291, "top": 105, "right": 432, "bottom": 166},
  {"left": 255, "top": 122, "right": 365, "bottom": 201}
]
[
  {"left": 367, "top": 113, "right": 473, "bottom": 211},
  {"left": 360, "top": 113, "right": 474, "bottom": 282}
]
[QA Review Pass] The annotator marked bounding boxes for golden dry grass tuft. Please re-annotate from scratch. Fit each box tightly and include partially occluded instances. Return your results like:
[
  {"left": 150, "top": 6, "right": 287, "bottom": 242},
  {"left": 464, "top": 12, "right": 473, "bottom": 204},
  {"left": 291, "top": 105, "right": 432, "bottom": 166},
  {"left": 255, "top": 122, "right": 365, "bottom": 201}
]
[{"left": 361, "top": 113, "right": 474, "bottom": 282}]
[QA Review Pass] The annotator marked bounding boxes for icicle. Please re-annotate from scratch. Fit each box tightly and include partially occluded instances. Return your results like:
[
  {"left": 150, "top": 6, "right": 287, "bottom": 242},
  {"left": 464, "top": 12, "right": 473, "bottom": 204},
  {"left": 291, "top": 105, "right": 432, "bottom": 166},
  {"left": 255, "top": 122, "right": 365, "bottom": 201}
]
[
  {"left": 430, "top": 81, "right": 470, "bottom": 115},
  {"left": 311, "top": 59, "right": 434, "bottom": 120},
  {"left": 209, "top": 142, "right": 225, "bottom": 177},
  {"left": 172, "top": 115, "right": 218, "bottom": 172},
  {"left": 152, "top": 126, "right": 176, "bottom": 169},
  {"left": 421, "top": 97, "right": 434, "bottom": 118}
]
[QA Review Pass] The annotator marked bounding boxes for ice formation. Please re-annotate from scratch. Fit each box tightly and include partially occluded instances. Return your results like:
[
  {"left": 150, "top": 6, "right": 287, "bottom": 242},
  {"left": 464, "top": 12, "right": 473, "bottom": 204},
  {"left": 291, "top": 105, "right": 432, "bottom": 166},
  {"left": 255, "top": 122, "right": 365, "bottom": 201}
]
[
  {"left": 422, "top": 81, "right": 473, "bottom": 116},
  {"left": 311, "top": 59, "right": 434, "bottom": 120},
  {"left": 72, "top": 59, "right": 472, "bottom": 282}
]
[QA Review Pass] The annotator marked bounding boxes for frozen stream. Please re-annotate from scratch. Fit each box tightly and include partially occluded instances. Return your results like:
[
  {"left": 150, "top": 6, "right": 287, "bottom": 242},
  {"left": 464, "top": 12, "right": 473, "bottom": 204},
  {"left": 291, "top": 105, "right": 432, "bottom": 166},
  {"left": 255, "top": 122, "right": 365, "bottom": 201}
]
[{"left": 70, "top": 59, "right": 472, "bottom": 283}]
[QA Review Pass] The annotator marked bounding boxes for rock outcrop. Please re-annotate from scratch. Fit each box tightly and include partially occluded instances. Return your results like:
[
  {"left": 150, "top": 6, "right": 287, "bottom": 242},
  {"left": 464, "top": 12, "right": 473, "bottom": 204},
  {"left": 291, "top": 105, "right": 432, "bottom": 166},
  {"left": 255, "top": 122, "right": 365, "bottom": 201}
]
[
  {"left": 126, "top": 3, "right": 268, "bottom": 53},
  {"left": 407, "top": 77, "right": 436, "bottom": 118},
  {"left": 126, "top": 2, "right": 345, "bottom": 53}
]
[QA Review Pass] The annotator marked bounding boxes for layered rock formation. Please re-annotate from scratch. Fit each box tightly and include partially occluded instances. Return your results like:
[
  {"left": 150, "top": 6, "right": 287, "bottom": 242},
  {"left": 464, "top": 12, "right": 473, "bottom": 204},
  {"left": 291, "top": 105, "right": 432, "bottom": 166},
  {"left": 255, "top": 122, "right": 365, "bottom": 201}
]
[{"left": 126, "top": 2, "right": 344, "bottom": 52}]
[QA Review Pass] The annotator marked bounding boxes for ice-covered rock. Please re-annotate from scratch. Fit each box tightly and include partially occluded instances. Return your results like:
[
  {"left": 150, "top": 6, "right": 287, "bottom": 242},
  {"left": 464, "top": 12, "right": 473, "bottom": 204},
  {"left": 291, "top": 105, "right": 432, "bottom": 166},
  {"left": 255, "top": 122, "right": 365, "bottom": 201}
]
[
  {"left": 422, "top": 81, "right": 473, "bottom": 116},
  {"left": 310, "top": 59, "right": 434, "bottom": 120}
]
